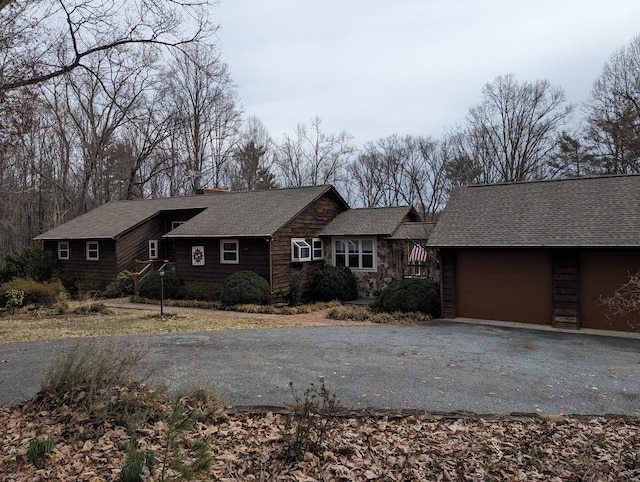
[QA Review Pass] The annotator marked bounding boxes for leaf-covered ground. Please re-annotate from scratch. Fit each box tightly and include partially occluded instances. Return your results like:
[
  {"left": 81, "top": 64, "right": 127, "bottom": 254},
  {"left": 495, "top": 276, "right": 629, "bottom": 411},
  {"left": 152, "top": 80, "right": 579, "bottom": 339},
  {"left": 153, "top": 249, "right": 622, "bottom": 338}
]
[{"left": 2, "top": 391, "right": 639, "bottom": 481}]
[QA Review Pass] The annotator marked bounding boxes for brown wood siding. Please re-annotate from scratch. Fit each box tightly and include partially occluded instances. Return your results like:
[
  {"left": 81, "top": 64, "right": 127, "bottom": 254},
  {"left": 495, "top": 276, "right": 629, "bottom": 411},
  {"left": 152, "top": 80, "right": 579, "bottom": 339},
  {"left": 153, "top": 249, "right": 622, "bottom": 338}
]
[
  {"left": 271, "top": 193, "right": 348, "bottom": 298},
  {"left": 172, "top": 238, "right": 270, "bottom": 285},
  {"left": 47, "top": 239, "right": 118, "bottom": 289},
  {"left": 580, "top": 250, "right": 640, "bottom": 331},
  {"left": 454, "top": 249, "right": 553, "bottom": 325},
  {"left": 439, "top": 249, "right": 456, "bottom": 318},
  {"left": 115, "top": 216, "right": 165, "bottom": 273},
  {"left": 552, "top": 251, "right": 580, "bottom": 329}
]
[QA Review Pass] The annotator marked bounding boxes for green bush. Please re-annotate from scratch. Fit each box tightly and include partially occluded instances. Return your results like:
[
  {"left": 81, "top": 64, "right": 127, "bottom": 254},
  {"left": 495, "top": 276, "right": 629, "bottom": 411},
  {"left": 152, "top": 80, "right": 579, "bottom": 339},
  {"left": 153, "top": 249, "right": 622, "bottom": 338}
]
[
  {"left": 219, "top": 270, "right": 272, "bottom": 306},
  {"left": 286, "top": 274, "right": 303, "bottom": 306},
  {"left": 0, "top": 245, "right": 61, "bottom": 283},
  {"left": 104, "top": 270, "right": 135, "bottom": 298},
  {"left": 375, "top": 278, "right": 441, "bottom": 316},
  {"left": 0, "top": 278, "right": 68, "bottom": 308},
  {"left": 182, "top": 281, "right": 221, "bottom": 302},
  {"left": 310, "top": 265, "right": 358, "bottom": 302},
  {"left": 138, "top": 270, "right": 182, "bottom": 300}
]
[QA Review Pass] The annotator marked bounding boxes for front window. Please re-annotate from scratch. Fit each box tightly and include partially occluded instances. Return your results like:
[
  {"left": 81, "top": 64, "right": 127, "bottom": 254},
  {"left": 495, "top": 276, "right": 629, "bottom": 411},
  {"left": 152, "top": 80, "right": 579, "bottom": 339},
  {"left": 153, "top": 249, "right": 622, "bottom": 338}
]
[
  {"left": 334, "top": 238, "right": 376, "bottom": 271},
  {"left": 291, "top": 238, "right": 312, "bottom": 262},
  {"left": 58, "top": 241, "right": 69, "bottom": 260},
  {"left": 149, "top": 240, "right": 158, "bottom": 259},
  {"left": 312, "top": 238, "right": 324, "bottom": 260},
  {"left": 86, "top": 241, "right": 99, "bottom": 260},
  {"left": 220, "top": 239, "right": 239, "bottom": 264}
]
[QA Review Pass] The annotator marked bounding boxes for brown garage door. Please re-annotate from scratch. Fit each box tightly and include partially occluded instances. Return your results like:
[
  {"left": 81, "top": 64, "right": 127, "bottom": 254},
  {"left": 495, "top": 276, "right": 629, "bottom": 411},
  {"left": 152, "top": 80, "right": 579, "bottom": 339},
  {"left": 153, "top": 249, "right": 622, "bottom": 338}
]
[
  {"left": 580, "top": 250, "right": 640, "bottom": 331},
  {"left": 455, "top": 250, "right": 552, "bottom": 325}
]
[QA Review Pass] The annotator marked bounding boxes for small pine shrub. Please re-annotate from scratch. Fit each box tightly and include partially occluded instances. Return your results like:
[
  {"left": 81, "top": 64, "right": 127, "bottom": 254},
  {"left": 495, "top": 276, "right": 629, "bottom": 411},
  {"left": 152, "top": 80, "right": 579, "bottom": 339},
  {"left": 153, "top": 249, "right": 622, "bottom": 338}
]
[
  {"left": 182, "top": 281, "right": 221, "bottom": 302},
  {"left": 286, "top": 274, "right": 303, "bottom": 306},
  {"left": 219, "top": 270, "right": 272, "bottom": 306},
  {"left": 375, "top": 278, "right": 441, "bottom": 316},
  {"left": 310, "top": 265, "right": 358, "bottom": 302},
  {"left": 0, "top": 245, "right": 60, "bottom": 283},
  {"left": 138, "top": 271, "right": 182, "bottom": 300},
  {"left": 0, "top": 278, "right": 68, "bottom": 308},
  {"left": 104, "top": 270, "right": 135, "bottom": 298}
]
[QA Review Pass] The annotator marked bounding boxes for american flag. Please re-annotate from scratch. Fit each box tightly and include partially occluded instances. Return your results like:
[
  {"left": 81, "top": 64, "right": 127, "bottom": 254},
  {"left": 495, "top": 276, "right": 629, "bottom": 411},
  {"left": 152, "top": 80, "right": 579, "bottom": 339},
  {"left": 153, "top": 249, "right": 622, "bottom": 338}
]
[{"left": 409, "top": 243, "right": 428, "bottom": 263}]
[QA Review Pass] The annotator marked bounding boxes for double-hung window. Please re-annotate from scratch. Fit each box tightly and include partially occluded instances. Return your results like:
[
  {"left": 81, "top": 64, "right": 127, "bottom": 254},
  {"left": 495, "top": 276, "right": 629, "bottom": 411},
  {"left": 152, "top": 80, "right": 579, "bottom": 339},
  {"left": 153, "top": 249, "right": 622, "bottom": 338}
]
[
  {"left": 312, "top": 238, "right": 324, "bottom": 260},
  {"left": 220, "top": 239, "right": 239, "bottom": 264},
  {"left": 58, "top": 241, "right": 70, "bottom": 260},
  {"left": 291, "top": 238, "right": 312, "bottom": 262},
  {"left": 333, "top": 238, "right": 375, "bottom": 271},
  {"left": 149, "top": 240, "right": 158, "bottom": 259},
  {"left": 86, "top": 241, "right": 99, "bottom": 261}
]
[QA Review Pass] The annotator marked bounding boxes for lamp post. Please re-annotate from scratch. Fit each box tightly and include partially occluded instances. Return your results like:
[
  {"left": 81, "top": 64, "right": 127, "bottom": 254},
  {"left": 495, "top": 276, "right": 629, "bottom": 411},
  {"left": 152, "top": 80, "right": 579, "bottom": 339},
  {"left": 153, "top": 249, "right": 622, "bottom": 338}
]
[{"left": 159, "top": 270, "right": 165, "bottom": 317}]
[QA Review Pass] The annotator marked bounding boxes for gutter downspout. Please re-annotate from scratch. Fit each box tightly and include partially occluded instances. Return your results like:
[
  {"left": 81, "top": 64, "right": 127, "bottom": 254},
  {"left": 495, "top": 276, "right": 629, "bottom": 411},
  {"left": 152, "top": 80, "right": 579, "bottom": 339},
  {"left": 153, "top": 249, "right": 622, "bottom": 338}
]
[{"left": 268, "top": 236, "right": 274, "bottom": 294}]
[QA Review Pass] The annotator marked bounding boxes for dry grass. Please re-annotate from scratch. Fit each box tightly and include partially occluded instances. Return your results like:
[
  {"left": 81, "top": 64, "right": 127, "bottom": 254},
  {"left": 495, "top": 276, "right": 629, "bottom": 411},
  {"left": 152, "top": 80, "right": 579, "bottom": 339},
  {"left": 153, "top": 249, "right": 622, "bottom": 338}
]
[{"left": 0, "top": 301, "right": 358, "bottom": 344}]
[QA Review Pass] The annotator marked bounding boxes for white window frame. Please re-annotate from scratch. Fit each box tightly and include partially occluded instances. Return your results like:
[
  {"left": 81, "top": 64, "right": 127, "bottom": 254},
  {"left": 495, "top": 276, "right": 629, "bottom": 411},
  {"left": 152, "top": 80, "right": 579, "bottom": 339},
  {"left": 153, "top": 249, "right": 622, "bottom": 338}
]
[
  {"left": 58, "top": 241, "right": 69, "bottom": 260},
  {"left": 332, "top": 237, "right": 376, "bottom": 271},
  {"left": 220, "top": 239, "right": 239, "bottom": 264},
  {"left": 148, "top": 240, "right": 158, "bottom": 259},
  {"left": 312, "top": 238, "right": 324, "bottom": 260},
  {"left": 291, "top": 238, "right": 312, "bottom": 262},
  {"left": 192, "top": 246, "right": 205, "bottom": 266},
  {"left": 86, "top": 241, "right": 99, "bottom": 261}
]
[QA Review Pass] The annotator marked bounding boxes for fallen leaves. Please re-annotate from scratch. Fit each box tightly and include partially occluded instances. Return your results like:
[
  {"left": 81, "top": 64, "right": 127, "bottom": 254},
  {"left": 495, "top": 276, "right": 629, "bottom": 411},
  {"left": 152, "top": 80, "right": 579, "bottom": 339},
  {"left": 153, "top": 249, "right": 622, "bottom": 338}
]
[{"left": 1, "top": 398, "right": 639, "bottom": 481}]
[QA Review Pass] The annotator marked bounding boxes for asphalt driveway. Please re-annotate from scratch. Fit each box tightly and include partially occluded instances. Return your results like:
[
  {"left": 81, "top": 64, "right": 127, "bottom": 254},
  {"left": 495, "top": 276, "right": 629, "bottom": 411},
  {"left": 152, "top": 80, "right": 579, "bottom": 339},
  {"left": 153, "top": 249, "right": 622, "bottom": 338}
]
[{"left": 1, "top": 321, "right": 640, "bottom": 415}]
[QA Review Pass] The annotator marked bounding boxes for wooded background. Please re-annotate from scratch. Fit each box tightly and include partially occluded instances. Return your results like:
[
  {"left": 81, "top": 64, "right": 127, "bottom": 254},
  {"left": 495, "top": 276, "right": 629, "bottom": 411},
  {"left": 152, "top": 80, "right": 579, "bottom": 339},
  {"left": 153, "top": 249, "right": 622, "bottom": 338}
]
[{"left": 1, "top": 1, "right": 639, "bottom": 265}]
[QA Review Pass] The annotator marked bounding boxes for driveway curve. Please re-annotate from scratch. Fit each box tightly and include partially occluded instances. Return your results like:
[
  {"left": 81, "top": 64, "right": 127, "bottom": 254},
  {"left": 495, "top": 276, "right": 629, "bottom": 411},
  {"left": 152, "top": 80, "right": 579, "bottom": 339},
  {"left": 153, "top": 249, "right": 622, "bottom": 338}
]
[{"left": 1, "top": 321, "right": 640, "bottom": 415}]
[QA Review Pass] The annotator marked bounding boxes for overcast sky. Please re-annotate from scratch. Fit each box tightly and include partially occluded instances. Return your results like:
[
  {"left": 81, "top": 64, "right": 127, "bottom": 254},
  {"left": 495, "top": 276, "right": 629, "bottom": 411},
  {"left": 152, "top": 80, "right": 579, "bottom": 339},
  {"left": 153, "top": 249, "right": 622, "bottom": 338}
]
[{"left": 215, "top": 1, "right": 640, "bottom": 147}]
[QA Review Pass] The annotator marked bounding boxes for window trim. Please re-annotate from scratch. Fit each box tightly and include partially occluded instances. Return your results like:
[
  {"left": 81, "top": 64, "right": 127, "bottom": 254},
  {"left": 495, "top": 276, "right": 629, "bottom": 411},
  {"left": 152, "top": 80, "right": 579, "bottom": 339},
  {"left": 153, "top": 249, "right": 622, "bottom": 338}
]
[
  {"left": 220, "top": 239, "right": 239, "bottom": 264},
  {"left": 149, "top": 240, "right": 158, "bottom": 259},
  {"left": 86, "top": 241, "right": 99, "bottom": 261},
  {"left": 58, "top": 241, "right": 69, "bottom": 260},
  {"left": 332, "top": 237, "right": 376, "bottom": 272},
  {"left": 171, "top": 221, "right": 185, "bottom": 230},
  {"left": 312, "top": 238, "right": 324, "bottom": 260},
  {"left": 291, "top": 238, "right": 312, "bottom": 262}
]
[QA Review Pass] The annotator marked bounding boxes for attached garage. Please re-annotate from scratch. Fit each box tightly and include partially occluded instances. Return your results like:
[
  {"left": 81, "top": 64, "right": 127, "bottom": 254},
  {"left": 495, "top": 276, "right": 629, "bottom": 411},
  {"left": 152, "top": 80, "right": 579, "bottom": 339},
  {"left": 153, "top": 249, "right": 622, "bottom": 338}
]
[
  {"left": 429, "top": 175, "right": 640, "bottom": 332},
  {"left": 455, "top": 249, "right": 553, "bottom": 325}
]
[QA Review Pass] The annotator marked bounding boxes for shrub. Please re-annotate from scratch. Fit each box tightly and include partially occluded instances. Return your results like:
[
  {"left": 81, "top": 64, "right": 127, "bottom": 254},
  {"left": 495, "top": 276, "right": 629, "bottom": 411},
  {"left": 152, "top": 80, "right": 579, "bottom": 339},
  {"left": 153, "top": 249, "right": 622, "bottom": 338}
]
[
  {"left": 375, "top": 278, "right": 441, "bottom": 316},
  {"left": 219, "top": 270, "right": 272, "bottom": 306},
  {"left": 310, "top": 265, "right": 358, "bottom": 302},
  {"left": 285, "top": 274, "right": 303, "bottom": 306},
  {"left": 0, "top": 245, "right": 60, "bottom": 283},
  {"left": 182, "top": 281, "right": 221, "bottom": 302},
  {"left": 138, "top": 270, "right": 182, "bottom": 300},
  {"left": 0, "top": 278, "right": 68, "bottom": 308},
  {"left": 104, "top": 270, "right": 135, "bottom": 298}
]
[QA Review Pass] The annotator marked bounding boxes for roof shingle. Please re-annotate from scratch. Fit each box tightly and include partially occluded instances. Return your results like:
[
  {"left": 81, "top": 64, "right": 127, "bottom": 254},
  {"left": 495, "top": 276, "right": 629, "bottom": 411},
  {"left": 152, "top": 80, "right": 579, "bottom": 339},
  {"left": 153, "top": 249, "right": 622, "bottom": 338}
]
[{"left": 427, "top": 175, "right": 640, "bottom": 247}]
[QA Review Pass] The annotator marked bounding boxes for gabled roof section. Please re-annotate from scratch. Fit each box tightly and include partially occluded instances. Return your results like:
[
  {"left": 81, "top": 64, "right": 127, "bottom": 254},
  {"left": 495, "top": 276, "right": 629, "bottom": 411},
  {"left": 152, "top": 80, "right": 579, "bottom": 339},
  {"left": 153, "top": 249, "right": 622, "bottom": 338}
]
[
  {"left": 428, "top": 175, "right": 640, "bottom": 247},
  {"left": 165, "top": 185, "right": 347, "bottom": 238},
  {"left": 320, "top": 206, "right": 418, "bottom": 237},
  {"left": 35, "top": 185, "right": 348, "bottom": 241},
  {"left": 388, "top": 222, "right": 436, "bottom": 241}
]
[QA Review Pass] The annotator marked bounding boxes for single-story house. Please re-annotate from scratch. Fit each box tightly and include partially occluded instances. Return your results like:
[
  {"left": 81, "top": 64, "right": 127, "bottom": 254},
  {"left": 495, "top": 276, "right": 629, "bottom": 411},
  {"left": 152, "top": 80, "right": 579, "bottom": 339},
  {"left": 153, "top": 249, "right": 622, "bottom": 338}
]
[
  {"left": 427, "top": 174, "right": 640, "bottom": 332},
  {"left": 34, "top": 185, "right": 432, "bottom": 299},
  {"left": 320, "top": 206, "right": 436, "bottom": 296}
]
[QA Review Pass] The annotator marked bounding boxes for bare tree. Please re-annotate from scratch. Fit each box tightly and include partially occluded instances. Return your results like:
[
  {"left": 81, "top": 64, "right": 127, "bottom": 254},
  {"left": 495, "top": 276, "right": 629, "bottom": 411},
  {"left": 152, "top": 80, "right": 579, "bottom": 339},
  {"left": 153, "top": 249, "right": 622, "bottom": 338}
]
[
  {"left": 274, "top": 116, "right": 355, "bottom": 188},
  {"left": 585, "top": 34, "right": 640, "bottom": 174},
  {"left": 0, "top": 0, "right": 215, "bottom": 92},
  {"left": 227, "top": 116, "right": 277, "bottom": 191},
  {"left": 452, "top": 74, "right": 573, "bottom": 184}
]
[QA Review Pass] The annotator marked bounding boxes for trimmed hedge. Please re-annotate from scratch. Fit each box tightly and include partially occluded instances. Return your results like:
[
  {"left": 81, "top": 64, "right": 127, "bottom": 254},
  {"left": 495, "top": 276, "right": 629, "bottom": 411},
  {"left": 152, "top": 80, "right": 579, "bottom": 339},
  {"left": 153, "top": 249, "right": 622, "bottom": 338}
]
[
  {"left": 375, "top": 278, "right": 441, "bottom": 316},
  {"left": 310, "top": 265, "right": 358, "bottom": 302},
  {"left": 219, "top": 270, "right": 272, "bottom": 306},
  {"left": 138, "top": 271, "right": 183, "bottom": 300},
  {"left": 182, "top": 281, "right": 221, "bottom": 302}
]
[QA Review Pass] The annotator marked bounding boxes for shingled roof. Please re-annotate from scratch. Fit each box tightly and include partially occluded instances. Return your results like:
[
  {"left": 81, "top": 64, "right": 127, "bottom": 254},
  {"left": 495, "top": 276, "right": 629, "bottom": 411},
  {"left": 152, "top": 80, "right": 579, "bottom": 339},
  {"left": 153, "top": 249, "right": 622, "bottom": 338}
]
[
  {"left": 427, "top": 175, "right": 640, "bottom": 247},
  {"left": 35, "top": 185, "right": 347, "bottom": 240},
  {"left": 320, "top": 206, "right": 419, "bottom": 237}
]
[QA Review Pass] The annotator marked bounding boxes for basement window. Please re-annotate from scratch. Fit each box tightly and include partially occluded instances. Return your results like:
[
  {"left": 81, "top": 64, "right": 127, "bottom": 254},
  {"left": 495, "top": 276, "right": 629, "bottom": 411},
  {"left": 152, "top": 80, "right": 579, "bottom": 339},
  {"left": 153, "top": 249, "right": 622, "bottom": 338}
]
[{"left": 291, "top": 238, "right": 312, "bottom": 262}]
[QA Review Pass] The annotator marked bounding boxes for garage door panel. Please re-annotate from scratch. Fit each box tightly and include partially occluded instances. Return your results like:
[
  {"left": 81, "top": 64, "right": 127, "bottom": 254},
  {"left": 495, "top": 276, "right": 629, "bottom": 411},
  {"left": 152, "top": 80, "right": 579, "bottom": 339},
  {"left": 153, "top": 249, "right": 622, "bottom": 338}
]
[
  {"left": 455, "top": 250, "right": 552, "bottom": 325},
  {"left": 580, "top": 251, "right": 640, "bottom": 331}
]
